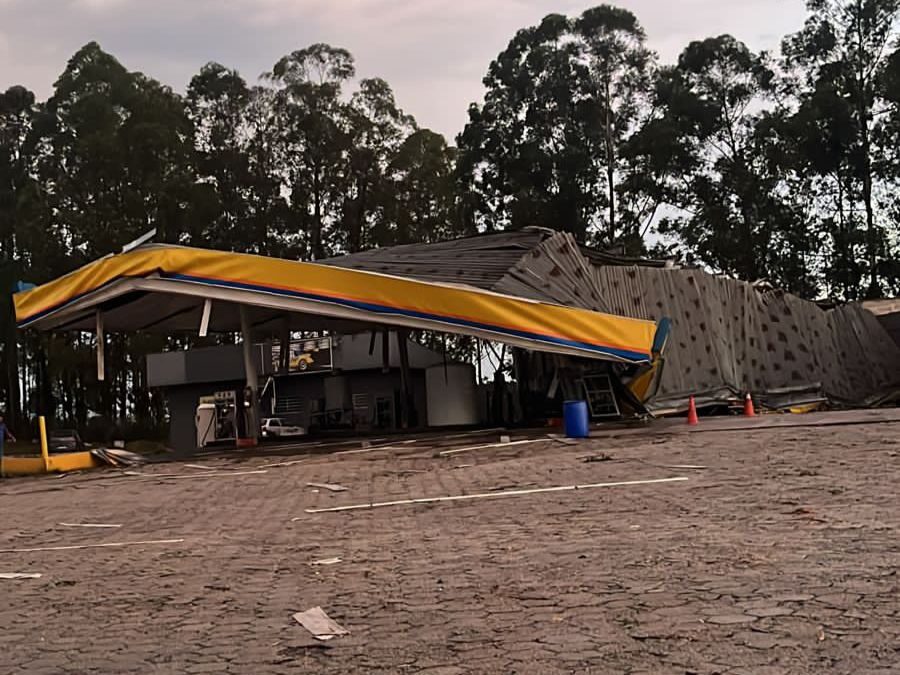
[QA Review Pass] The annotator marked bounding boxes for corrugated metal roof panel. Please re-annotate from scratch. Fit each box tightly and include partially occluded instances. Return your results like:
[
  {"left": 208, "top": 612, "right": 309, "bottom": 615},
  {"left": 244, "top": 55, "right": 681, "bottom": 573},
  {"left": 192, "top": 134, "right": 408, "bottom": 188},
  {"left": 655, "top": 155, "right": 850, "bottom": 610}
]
[
  {"left": 492, "top": 232, "right": 612, "bottom": 311},
  {"left": 320, "top": 228, "right": 552, "bottom": 290},
  {"left": 591, "top": 265, "right": 900, "bottom": 410}
]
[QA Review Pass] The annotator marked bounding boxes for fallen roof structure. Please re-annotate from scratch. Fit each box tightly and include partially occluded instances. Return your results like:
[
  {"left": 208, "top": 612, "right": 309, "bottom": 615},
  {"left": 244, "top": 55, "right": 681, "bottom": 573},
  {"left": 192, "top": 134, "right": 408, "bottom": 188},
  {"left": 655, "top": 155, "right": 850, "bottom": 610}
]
[
  {"left": 14, "top": 228, "right": 899, "bottom": 416},
  {"left": 13, "top": 243, "right": 657, "bottom": 364},
  {"left": 862, "top": 298, "right": 900, "bottom": 350},
  {"left": 324, "top": 228, "right": 900, "bottom": 411}
]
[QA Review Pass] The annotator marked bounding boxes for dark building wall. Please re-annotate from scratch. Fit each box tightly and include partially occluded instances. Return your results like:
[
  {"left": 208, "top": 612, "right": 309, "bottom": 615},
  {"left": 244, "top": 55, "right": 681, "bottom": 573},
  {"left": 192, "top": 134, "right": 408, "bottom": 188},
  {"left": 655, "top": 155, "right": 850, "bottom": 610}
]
[
  {"left": 164, "top": 370, "right": 429, "bottom": 451},
  {"left": 148, "top": 344, "right": 271, "bottom": 388},
  {"left": 267, "top": 370, "right": 427, "bottom": 428}
]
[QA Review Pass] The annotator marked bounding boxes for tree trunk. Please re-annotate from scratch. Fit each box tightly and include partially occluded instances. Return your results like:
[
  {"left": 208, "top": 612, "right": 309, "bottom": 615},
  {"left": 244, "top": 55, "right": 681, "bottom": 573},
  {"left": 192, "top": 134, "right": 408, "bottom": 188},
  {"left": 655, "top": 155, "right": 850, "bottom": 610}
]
[
  {"left": 860, "top": 126, "right": 878, "bottom": 298},
  {"left": 349, "top": 175, "right": 367, "bottom": 253},
  {"left": 311, "top": 162, "right": 324, "bottom": 260},
  {"left": 34, "top": 336, "right": 53, "bottom": 422},
  {"left": 604, "top": 76, "right": 616, "bottom": 246},
  {"left": 835, "top": 173, "right": 852, "bottom": 300},
  {"left": 0, "top": 262, "right": 21, "bottom": 428},
  {"left": 4, "top": 311, "right": 20, "bottom": 429},
  {"left": 854, "top": 10, "right": 880, "bottom": 299}
]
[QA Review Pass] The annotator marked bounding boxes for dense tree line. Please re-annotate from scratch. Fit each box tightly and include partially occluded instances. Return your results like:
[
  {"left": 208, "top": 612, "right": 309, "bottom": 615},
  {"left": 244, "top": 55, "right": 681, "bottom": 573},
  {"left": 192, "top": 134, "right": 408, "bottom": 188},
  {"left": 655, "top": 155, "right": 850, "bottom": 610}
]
[
  {"left": 1, "top": 0, "right": 899, "bottom": 434},
  {"left": 459, "top": 0, "right": 900, "bottom": 299}
]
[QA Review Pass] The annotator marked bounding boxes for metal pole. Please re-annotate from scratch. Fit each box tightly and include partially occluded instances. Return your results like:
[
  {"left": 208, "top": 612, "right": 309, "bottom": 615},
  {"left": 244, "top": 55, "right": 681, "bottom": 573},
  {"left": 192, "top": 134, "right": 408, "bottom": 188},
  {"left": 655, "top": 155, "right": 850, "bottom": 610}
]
[
  {"left": 38, "top": 415, "right": 50, "bottom": 472},
  {"left": 199, "top": 299, "right": 212, "bottom": 337},
  {"left": 396, "top": 329, "right": 413, "bottom": 428},
  {"left": 95, "top": 311, "right": 105, "bottom": 382},
  {"left": 279, "top": 316, "right": 291, "bottom": 373},
  {"left": 239, "top": 306, "right": 259, "bottom": 444}
]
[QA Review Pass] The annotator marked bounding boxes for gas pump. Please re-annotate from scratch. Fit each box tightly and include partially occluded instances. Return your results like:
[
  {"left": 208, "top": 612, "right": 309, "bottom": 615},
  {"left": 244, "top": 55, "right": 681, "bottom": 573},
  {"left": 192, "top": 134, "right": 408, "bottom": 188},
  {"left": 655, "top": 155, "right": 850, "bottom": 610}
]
[{"left": 195, "top": 391, "right": 239, "bottom": 448}]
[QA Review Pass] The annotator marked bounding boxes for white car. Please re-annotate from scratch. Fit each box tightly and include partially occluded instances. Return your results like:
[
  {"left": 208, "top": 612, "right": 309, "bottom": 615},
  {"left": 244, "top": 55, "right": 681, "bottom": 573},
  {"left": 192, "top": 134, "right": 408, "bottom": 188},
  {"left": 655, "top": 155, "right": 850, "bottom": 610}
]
[{"left": 261, "top": 418, "right": 306, "bottom": 438}]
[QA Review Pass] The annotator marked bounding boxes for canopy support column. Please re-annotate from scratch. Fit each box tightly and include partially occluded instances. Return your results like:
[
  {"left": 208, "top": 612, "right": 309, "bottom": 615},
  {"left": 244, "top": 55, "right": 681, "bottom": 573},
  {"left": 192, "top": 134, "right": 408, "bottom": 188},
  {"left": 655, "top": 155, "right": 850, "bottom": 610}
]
[
  {"left": 95, "top": 310, "right": 105, "bottom": 382},
  {"left": 240, "top": 306, "right": 259, "bottom": 443},
  {"left": 396, "top": 329, "right": 413, "bottom": 429},
  {"left": 279, "top": 316, "right": 291, "bottom": 372}
]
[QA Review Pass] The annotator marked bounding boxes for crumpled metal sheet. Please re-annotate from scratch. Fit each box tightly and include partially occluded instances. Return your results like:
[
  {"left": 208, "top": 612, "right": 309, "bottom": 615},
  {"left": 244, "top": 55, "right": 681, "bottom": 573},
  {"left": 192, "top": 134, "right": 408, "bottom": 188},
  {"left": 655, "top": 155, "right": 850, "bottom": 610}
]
[
  {"left": 331, "top": 229, "right": 900, "bottom": 412},
  {"left": 589, "top": 265, "right": 900, "bottom": 411}
]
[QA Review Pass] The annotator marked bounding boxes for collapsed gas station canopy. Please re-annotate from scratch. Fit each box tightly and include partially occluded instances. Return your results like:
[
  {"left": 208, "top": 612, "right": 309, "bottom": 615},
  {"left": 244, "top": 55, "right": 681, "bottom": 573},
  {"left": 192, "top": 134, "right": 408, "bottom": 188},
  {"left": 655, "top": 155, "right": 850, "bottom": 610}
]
[{"left": 14, "top": 244, "right": 657, "bottom": 364}]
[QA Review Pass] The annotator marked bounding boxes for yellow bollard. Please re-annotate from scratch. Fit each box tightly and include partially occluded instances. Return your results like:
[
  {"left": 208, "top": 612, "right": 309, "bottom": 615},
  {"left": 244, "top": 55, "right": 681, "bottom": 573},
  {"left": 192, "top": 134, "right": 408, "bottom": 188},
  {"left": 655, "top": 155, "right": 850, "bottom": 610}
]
[{"left": 38, "top": 416, "right": 50, "bottom": 472}]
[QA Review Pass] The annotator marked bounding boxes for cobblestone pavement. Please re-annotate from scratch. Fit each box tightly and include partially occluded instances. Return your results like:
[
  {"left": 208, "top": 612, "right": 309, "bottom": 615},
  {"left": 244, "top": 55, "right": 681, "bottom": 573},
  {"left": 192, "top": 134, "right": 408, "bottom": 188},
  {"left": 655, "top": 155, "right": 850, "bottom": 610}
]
[{"left": 0, "top": 420, "right": 898, "bottom": 674}]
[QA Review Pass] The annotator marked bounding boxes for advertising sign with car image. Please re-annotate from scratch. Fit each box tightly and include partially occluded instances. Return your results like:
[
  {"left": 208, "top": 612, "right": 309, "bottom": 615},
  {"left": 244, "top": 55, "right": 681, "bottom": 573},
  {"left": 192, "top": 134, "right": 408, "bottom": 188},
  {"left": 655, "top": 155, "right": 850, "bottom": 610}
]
[{"left": 271, "top": 337, "right": 333, "bottom": 375}]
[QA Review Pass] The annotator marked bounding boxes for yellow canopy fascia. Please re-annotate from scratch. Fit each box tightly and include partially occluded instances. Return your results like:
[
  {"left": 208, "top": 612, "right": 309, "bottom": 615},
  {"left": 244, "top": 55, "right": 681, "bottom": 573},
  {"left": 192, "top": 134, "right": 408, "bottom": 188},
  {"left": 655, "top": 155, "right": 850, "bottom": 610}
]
[{"left": 15, "top": 245, "right": 657, "bottom": 364}]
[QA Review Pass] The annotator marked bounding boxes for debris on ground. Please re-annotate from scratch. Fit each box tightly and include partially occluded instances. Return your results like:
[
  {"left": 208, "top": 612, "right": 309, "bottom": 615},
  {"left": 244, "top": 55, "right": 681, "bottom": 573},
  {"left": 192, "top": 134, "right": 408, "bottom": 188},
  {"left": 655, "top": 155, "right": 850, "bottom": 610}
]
[
  {"left": 0, "top": 573, "right": 42, "bottom": 580},
  {"left": 310, "top": 557, "right": 342, "bottom": 566},
  {"left": 307, "top": 482, "right": 348, "bottom": 492},
  {"left": 58, "top": 522, "right": 122, "bottom": 528},
  {"left": 438, "top": 439, "right": 544, "bottom": 456},
  {"left": 301, "top": 476, "right": 689, "bottom": 514},
  {"left": 0, "top": 538, "right": 184, "bottom": 553},
  {"left": 488, "top": 482, "right": 536, "bottom": 492},
  {"left": 657, "top": 463, "right": 707, "bottom": 470},
  {"left": 125, "top": 469, "right": 267, "bottom": 480},
  {"left": 292, "top": 606, "right": 350, "bottom": 641},
  {"left": 258, "top": 459, "right": 307, "bottom": 469},
  {"left": 91, "top": 447, "right": 146, "bottom": 467},
  {"left": 582, "top": 453, "right": 613, "bottom": 463},
  {"left": 547, "top": 433, "right": 579, "bottom": 445}
]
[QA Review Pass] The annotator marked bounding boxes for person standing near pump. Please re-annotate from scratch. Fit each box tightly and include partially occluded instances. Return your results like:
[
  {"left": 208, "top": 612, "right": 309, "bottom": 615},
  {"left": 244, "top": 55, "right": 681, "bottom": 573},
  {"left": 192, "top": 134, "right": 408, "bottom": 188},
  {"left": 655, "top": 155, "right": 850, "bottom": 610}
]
[{"left": 0, "top": 414, "right": 16, "bottom": 477}]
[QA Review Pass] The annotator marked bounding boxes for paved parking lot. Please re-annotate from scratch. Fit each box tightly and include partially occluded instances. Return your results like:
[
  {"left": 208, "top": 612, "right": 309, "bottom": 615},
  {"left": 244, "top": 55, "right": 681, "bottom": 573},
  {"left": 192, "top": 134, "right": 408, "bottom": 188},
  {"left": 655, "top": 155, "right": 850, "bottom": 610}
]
[{"left": 0, "top": 417, "right": 898, "bottom": 674}]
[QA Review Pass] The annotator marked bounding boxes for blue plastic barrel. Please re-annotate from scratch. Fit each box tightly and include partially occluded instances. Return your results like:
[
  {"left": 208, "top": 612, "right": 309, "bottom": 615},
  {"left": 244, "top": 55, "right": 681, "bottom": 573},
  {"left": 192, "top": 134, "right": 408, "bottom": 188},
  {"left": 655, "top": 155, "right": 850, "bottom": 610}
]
[{"left": 563, "top": 400, "right": 590, "bottom": 439}]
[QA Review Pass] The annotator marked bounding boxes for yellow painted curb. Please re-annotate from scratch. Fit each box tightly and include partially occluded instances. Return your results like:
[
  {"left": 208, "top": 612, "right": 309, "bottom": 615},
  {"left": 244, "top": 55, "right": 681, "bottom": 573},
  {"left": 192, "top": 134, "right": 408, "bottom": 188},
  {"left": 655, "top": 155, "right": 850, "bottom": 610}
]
[{"left": 1, "top": 451, "right": 101, "bottom": 476}]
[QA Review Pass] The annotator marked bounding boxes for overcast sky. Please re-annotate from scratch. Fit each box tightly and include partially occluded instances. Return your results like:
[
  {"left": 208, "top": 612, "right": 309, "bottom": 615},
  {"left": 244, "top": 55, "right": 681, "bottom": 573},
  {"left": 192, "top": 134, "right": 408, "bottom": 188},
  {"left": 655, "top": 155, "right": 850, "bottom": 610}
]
[{"left": 0, "top": 0, "right": 809, "bottom": 140}]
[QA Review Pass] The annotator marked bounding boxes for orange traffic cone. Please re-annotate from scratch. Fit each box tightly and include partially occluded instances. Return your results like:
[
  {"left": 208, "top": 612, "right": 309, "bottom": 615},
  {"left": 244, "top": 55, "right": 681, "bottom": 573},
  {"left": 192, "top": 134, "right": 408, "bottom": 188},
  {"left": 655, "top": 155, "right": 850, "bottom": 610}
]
[
  {"left": 687, "top": 396, "right": 699, "bottom": 426},
  {"left": 743, "top": 392, "right": 756, "bottom": 417}
]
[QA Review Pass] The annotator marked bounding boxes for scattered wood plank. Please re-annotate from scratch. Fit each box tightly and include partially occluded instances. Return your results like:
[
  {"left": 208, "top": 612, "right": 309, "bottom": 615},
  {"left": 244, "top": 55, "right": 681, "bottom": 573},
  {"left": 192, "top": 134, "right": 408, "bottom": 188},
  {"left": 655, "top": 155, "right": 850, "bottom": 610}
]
[
  {"left": 0, "top": 572, "right": 42, "bottom": 579},
  {"left": 293, "top": 606, "right": 350, "bottom": 641},
  {"left": 126, "top": 470, "right": 267, "bottom": 480},
  {"left": 58, "top": 522, "right": 122, "bottom": 528},
  {"left": 299, "top": 476, "right": 689, "bottom": 515},
  {"left": 439, "top": 438, "right": 544, "bottom": 456},
  {"left": 333, "top": 447, "right": 373, "bottom": 456},
  {"left": 0, "top": 538, "right": 184, "bottom": 553},
  {"left": 547, "top": 434, "right": 579, "bottom": 445},
  {"left": 436, "top": 427, "right": 505, "bottom": 441},
  {"left": 258, "top": 459, "right": 307, "bottom": 469},
  {"left": 310, "top": 557, "right": 342, "bottom": 566},
  {"left": 656, "top": 464, "right": 707, "bottom": 470},
  {"left": 307, "top": 482, "right": 348, "bottom": 492}
]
